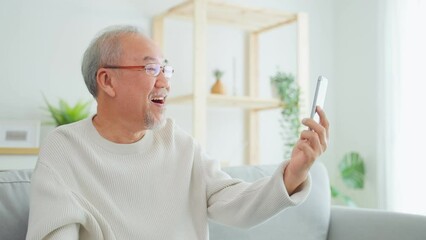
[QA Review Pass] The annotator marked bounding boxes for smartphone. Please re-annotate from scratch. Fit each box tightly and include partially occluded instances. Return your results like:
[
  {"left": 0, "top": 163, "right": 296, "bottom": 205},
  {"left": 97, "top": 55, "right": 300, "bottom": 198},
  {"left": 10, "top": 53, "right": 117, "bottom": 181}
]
[{"left": 310, "top": 76, "right": 328, "bottom": 123}]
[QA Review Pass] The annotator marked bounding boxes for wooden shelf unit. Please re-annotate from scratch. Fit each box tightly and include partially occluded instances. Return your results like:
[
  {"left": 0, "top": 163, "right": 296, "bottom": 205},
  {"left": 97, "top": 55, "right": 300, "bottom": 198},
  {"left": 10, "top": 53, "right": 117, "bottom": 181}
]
[
  {"left": 153, "top": 0, "right": 310, "bottom": 165},
  {"left": 168, "top": 94, "right": 283, "bottom": 110},
  {"left": 0, "top": 147, "right": 39, "bottom": 155},
  {"left": 162, "top": 1, "right": 298, "bottom": 32}
]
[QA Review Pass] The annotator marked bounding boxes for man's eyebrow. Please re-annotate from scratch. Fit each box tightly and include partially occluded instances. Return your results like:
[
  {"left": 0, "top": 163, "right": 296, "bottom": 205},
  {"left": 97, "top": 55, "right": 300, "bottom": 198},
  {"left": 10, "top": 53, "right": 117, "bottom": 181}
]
[{"left": 143, "top": 56, "right": 160, "bottom": 62}]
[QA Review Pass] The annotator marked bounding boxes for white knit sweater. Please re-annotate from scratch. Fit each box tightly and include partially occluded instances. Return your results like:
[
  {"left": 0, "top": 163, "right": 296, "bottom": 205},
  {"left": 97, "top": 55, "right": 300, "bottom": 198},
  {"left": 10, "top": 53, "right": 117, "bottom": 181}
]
[{"left": 26, "top": 117, "right": 310, "bottom": 240}]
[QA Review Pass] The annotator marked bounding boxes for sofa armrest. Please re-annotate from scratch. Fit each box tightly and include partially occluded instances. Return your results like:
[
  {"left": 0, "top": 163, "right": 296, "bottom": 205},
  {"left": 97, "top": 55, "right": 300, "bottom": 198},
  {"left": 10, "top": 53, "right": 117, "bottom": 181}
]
[
  {"left": 327, "top": 206, "right": 426, "bottom": 240},
  {"left": 0, "top": 170, "right": 32, "bottom": 240}
]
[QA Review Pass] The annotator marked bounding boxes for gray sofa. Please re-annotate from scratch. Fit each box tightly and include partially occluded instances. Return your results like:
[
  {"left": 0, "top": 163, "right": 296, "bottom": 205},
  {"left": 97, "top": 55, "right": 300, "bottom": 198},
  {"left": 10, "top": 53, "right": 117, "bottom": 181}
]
[{"left": 1, "top": 162, "right": 426, "bottom": 240}]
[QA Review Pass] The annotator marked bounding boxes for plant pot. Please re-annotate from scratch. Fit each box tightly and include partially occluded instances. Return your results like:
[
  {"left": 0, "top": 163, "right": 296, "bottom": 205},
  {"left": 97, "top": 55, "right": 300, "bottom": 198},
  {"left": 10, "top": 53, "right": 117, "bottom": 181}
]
[{"left": 211, "top": 79, "right": 226, "bottom": 95}]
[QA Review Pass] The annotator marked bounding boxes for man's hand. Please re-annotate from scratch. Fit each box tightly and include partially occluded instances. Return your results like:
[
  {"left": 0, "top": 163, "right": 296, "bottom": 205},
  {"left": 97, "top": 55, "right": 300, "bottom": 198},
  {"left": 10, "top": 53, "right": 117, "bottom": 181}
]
[{"left": 284, "top": 106, "right": 329, "bottom": 195}]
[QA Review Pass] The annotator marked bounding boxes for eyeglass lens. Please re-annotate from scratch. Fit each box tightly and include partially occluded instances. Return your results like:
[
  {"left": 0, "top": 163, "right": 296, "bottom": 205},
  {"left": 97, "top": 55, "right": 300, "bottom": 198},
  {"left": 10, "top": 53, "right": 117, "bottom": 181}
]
[{"left": 145, "top": 64, "right": 174, "bottom": 78}]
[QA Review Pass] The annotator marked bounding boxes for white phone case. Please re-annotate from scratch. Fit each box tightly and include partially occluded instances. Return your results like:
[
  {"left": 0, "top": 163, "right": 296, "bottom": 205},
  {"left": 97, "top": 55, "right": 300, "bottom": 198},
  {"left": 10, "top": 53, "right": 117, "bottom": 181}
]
[{"left": 310, "top": 76, "right": 328, "bottom": 123}]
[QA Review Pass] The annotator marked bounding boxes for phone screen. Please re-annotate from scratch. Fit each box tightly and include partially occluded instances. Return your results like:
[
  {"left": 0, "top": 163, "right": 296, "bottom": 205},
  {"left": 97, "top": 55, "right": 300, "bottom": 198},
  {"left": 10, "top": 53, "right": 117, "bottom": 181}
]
[{"left": 310, "top": 76, "right": 328, "bottom": 123}]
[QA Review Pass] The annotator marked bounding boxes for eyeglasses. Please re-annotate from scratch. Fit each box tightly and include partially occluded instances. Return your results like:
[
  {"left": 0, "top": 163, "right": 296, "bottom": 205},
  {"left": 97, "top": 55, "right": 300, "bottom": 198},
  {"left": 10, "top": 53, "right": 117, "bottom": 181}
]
[{"left": 103, "top": 63, "right": 174, "bottom": 79}]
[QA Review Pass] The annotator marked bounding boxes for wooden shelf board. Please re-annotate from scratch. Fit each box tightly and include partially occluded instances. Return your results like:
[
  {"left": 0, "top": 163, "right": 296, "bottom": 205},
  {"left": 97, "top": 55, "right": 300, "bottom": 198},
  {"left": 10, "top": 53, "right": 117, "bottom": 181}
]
[
  {"left": 167, "top": 94, "right": 282, "bottom": 110},
  {"left": 166, "top": 94, "right": 193, "bottom": 104},
  {"left": 165, "top": 1, "right": 297, "bottom": 32},
  {"left": 0, "top": 147, "right": 39, "bottom": 155}
]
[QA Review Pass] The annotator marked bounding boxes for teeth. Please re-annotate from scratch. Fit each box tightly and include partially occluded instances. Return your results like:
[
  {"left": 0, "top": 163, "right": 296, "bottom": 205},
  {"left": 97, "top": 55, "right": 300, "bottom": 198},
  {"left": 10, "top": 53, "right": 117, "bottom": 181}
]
[
  {"left": 152, "top": 97, "right": 165, "bottom": 101},
  {"left": 150, "top": 96, "right": 167, "bottom": 102}
]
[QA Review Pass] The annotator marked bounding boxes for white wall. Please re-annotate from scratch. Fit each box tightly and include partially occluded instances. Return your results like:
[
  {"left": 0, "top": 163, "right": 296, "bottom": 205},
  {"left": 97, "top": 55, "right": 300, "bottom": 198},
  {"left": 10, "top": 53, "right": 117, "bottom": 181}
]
[
  {"left": 0, "top": 0, "right": 151, "bottom": 168},
  {"left": 332, "top": 0, "right": 381, "bottom": 208}
]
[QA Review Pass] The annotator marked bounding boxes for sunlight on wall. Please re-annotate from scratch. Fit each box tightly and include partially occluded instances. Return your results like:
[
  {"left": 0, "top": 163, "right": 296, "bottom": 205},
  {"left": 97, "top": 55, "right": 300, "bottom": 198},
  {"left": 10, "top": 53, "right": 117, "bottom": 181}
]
[{"left": 393, "top": 0, "right": 426, "bottom": 215}]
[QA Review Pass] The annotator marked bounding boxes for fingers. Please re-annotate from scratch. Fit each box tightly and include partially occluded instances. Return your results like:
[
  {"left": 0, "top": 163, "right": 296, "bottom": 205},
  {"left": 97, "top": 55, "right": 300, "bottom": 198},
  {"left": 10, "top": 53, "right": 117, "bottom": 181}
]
[
  {"left": 291, "top": 130, "right": 323, "bottom": 174},
  {"left": 302, "top": 118, "right": 328, "bottom": 152},
  {"left": 302, "top": 107, "right": 329, "bottom": 151},
  {"left": 299, "top": 130, "right": 323, "bottom": 155},
  {"left": 316, "top": 106, "right": 330, "bottom": 137}
]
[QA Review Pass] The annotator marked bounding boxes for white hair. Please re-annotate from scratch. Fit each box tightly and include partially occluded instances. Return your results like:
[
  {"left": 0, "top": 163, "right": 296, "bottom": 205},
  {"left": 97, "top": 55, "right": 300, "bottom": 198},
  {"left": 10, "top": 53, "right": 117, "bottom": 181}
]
[{"left": 81, "top": 25, "right": 146, "bottom": 98}]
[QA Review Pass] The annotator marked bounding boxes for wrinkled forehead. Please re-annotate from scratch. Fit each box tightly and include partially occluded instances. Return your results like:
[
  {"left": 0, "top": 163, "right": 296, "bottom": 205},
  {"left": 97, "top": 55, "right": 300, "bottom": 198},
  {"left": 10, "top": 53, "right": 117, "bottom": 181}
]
[
  {"left": 142, "top": 56, "right": 167, "bottom": 64},
  {"left": 120, "top": 34, "right": 165, "bottom": 64}
]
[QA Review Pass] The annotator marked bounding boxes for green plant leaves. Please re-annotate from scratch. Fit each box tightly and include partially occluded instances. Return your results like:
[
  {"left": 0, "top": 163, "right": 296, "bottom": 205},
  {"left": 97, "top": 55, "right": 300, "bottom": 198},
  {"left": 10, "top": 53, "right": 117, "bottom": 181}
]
[
  {"left": 270, "top": 71, "right": 301, "bottom": 159},
  {"left": 331, "top": 152, "right": 366, "bottom": 207},
  {"left": 213, "top": 69, "right": 224, "bottom": 79},
  {"left": 43, "top": 95, "right": 92, "bottom": 126},
  {"left": 339, "top": 152, "right": 365, "bottom": 189}
]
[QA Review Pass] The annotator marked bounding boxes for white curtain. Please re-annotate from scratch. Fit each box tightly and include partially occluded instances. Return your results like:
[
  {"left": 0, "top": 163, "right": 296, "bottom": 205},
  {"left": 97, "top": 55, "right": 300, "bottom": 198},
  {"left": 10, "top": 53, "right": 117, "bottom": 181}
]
[{"left": 385, "top": 0, "right": 426, "bottom": 215}]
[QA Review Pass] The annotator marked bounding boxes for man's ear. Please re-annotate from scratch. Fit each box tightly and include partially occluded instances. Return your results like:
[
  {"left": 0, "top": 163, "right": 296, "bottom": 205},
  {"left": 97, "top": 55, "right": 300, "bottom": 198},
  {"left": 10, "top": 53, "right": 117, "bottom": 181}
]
[{"left": 96, "top": 68, "right": 116, "bottom": 97}]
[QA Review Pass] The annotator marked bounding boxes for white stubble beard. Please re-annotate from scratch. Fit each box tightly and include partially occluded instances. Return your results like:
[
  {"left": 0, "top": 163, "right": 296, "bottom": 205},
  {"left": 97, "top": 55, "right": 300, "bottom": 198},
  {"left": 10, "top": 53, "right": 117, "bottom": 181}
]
[
  {"left": 144, "top": 105, "right": 166, "bottom": 130},
  {"left": 144, "top": 88, "right": 169, "bottom": 130}
]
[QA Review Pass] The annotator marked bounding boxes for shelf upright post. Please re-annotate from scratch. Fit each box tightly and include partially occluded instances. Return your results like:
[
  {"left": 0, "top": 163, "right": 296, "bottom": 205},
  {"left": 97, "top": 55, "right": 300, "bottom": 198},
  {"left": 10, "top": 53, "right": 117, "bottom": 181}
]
[
  {"left": 193, "top": 0, "right": 208, "bottom": 146},
  {"left": 246, "top": 32, "right": 260, "bottom": 165},
  {"left": 152, "top": 14, "right": 165, "bottom": 50}
]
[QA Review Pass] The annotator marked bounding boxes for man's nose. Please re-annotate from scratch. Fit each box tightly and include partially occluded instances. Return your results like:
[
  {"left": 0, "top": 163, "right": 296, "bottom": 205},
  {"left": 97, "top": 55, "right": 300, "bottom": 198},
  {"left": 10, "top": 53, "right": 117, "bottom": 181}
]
[{"left": 155, "top": 71, "right": 170, "bottom": 88}]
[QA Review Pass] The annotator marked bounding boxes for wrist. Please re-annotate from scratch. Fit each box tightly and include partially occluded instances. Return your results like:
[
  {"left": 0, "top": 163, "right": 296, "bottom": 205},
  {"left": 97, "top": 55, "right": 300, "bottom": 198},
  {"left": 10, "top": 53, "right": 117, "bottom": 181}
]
[{"left": 284, "top": 165, "right": 308, "bottom": 195}]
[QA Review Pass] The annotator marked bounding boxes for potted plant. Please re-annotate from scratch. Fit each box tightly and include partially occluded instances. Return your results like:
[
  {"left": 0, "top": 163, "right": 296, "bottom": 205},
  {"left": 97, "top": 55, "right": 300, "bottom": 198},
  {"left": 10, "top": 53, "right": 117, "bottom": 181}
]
[
  {"left": 270, "top": 70, "right": 301, "bottom": 159},
  {"left": 211, "top": 69, "right": 226, "bottom": 95},
  {"left": 331, "top": 151, "right": 366, "bottom": 206},
  {"left": 43, "top": 96, "right": 92, "bottom": 126},
  {"left": 270, "top": 71, "right": 366, "bottom": 206}
]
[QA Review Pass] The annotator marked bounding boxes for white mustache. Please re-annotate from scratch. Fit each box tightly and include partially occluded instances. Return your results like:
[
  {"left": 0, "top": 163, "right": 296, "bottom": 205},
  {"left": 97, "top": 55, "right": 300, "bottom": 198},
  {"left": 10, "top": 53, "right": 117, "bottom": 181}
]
[{"left": 149, "top": 88, "right": 168, "bottom": 99}]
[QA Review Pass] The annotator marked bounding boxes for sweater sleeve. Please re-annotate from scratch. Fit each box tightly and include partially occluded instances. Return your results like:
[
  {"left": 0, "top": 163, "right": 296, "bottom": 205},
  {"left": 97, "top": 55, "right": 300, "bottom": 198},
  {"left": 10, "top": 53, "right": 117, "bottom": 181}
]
[
  {"left": 43, "top": 224, "right": 80, "bottom": 240},
  {"left": 26, "top": 162, "right": 84, "bottom": 240},
  {"left": 204, "top": 152, "right": 311, "bottom": 228}
]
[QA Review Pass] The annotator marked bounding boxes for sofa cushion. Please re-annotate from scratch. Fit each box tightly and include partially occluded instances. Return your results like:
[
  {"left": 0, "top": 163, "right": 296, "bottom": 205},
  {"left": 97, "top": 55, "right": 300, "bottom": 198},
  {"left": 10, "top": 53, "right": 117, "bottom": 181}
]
[
  {"left": 209, "top": 162, "right": 331, "bottom": 240},
  {"left": 0, "top": 169, "right": 32, "bottom": 240},
  {"left": 0, "top": 163, "right": 330, "bottom": 240}
]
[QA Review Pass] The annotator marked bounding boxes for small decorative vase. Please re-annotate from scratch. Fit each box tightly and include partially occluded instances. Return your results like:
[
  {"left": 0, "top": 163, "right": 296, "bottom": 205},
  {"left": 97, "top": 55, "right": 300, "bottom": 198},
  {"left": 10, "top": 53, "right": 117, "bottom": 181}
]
[{"left": 211, "top": 79, "right": 226, "bottom": 95}]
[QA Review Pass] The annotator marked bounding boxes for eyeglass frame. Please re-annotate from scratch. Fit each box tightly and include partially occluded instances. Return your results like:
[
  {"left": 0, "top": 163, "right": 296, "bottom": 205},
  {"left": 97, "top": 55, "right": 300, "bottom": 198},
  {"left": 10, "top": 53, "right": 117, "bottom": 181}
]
[{"left": 102, "top": 63, "right": 174, "bottom": 79}]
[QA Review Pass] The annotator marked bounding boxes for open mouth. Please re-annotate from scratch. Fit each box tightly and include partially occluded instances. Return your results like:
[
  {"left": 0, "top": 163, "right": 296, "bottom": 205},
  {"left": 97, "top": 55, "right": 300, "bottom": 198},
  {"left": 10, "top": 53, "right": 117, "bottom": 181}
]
[{"left": 150, "top": 96, "right": 166, "bottom": 104}]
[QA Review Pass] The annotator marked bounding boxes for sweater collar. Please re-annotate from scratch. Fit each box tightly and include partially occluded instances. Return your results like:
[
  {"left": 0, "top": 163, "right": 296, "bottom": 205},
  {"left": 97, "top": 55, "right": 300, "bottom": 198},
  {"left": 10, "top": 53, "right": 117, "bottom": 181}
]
[{"left": 85, "top": 116, "right": 155, "bottom": 155}]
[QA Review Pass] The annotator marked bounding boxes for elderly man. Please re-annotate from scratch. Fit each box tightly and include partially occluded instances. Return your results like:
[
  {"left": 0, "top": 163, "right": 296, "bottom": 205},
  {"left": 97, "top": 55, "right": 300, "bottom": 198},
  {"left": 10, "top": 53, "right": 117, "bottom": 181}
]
[{"left": 26, "top": 25, "right": 329, "bottom": 240}]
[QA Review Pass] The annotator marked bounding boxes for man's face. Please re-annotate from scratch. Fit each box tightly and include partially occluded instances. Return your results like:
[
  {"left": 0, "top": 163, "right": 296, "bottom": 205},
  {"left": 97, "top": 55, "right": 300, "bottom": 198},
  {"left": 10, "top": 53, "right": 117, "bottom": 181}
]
[{"left": 111, "top": 34, "right": 170, "bottom": 130}]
